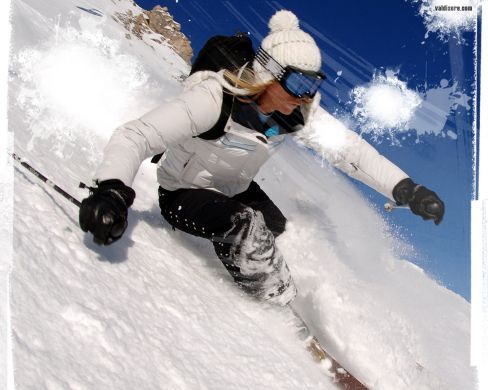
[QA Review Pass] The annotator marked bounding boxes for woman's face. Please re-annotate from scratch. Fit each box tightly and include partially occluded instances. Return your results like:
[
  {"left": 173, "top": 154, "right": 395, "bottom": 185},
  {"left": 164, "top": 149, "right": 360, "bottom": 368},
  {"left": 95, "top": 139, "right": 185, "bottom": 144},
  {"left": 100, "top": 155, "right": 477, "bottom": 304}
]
[{"left": 258, "top": 81, "right": 302, "bottom": 115}]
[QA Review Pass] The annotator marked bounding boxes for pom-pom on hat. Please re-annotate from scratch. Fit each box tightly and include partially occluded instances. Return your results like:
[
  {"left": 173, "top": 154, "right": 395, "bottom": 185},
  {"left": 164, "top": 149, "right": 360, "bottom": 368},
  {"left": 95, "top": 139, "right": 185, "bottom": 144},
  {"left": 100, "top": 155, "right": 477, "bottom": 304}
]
[{"left": 253, "top": 10, "right": 322, "bottom": 84}]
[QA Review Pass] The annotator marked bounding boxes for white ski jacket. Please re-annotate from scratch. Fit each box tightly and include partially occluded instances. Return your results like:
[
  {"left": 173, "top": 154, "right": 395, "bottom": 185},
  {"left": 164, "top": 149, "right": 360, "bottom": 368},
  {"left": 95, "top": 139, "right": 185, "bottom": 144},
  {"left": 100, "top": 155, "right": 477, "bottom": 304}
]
[{"left": 95, "top": 71, "right": 408, "bottom": 200}]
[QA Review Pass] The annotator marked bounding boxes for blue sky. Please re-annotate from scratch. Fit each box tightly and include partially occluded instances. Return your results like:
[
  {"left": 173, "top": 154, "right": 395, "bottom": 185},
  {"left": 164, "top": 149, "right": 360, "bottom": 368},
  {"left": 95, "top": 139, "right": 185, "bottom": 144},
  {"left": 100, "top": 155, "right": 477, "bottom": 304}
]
[{"left": 135, "top": 0, "right": 476, "bottom": 301}]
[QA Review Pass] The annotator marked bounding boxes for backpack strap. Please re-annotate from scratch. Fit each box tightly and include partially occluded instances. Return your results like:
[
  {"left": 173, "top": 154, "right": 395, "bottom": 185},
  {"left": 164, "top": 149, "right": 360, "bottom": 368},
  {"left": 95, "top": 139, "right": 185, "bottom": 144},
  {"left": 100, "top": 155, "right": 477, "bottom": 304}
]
[
  {"left": 196, "top": 91, "right": 234, "bottom": 140},
  {"left": 150, "top": 90, "right": 235, "bottom": 164},
  {"left": 151, "top": 153, "right": 164, "bottom": 164},
  {"left": 198, "top": 61, "right": 249, "bottom": 140}
]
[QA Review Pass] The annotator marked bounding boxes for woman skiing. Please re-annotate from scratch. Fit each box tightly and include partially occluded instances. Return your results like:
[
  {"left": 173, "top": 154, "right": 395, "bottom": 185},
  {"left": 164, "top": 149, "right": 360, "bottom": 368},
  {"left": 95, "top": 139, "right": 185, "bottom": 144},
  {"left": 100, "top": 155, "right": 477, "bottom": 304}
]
[{"left": 79, "top": 10, "right": 444, "bottom": 307}]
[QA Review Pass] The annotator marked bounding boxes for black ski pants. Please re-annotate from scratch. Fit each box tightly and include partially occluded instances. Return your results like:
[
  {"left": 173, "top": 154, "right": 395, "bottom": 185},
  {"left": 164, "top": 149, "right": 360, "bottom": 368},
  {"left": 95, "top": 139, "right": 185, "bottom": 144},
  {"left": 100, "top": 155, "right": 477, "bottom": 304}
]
[{"left": 158, "top": 181, "right": 296, "bottom": 305}]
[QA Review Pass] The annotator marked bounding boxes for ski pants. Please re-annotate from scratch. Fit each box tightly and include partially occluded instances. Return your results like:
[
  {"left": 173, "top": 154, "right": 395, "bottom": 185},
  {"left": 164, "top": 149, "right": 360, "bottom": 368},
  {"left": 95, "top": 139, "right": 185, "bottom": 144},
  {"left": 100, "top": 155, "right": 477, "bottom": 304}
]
[{"left": 158, "top": 181, "right": 297, "bottom": 305}]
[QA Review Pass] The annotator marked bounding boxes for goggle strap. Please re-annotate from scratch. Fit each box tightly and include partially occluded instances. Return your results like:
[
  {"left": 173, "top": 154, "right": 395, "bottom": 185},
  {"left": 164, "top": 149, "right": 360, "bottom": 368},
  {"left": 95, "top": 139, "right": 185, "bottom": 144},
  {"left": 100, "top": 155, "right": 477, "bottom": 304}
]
[{"left": 255, "top": 48, "right": 286, "bottom": 80}]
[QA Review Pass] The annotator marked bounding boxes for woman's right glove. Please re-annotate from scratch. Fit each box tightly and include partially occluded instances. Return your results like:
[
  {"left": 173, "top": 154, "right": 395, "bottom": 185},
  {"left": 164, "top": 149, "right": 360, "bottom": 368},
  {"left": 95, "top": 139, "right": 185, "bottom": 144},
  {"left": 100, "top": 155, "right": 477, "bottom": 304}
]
[
  {"left": 79, "top": 179, "right": 136, "bottom": 245},
  {"left": 393, "top": 178, "right": 445, "bottom": 225}
]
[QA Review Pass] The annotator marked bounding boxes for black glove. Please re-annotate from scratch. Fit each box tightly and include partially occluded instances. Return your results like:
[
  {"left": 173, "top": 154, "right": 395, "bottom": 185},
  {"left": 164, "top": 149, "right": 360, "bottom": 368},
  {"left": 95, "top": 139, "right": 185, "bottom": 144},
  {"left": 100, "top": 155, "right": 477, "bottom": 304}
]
[
  {"left": 393, "top": 178, "right": 444, "bottom": 225},
  {"left": 79, "top": 179, "right": 136, "bottom": 245}
]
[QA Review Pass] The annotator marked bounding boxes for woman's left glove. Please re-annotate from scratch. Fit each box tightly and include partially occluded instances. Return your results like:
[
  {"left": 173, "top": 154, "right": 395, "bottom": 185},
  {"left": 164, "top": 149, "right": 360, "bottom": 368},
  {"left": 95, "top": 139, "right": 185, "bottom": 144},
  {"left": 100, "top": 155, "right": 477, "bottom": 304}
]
[
  {"left": 79, "top": 179, "right": 136, "bottom": 245},
  {"left": 393, "top": 178, "right": 445, "bottom": 225}
]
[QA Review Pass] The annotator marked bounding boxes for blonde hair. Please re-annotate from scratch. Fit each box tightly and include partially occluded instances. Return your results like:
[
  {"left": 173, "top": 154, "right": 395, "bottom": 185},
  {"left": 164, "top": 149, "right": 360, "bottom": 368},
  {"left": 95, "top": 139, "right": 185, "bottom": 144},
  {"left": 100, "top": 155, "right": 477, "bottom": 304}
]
[{"left": 223, "top": 67, "right": 273, "bottom": 102}]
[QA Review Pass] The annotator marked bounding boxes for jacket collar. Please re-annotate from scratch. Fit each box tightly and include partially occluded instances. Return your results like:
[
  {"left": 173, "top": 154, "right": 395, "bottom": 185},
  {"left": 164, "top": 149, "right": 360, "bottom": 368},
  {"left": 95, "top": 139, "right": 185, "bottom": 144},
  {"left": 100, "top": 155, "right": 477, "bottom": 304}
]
[{"left": 231, "top": 99, "right": 305, "bottom": 136}]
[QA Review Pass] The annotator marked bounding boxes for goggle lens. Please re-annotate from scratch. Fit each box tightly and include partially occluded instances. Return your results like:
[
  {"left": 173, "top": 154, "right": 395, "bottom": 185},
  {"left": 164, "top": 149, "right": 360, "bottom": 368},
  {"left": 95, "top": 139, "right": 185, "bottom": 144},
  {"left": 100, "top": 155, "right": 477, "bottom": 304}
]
[{"left": 281, "top": 69, "right": 325, "bottom": 98}]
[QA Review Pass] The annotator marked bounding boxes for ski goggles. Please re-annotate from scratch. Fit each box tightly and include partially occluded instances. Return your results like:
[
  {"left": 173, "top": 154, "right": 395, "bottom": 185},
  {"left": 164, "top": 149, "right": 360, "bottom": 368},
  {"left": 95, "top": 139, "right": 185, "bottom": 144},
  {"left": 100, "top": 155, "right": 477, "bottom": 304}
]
[
  {"left": 255, "top": 48, "right": 326, "bottom": 98},
  {"left": 280, "top": 66, "right": 326, "bottom": 99}
]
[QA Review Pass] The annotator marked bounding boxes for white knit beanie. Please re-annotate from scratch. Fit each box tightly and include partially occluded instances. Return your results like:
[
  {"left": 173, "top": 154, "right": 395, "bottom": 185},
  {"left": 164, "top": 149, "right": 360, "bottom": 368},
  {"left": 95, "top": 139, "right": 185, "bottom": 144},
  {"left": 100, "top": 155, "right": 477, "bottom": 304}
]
[{"left": 253, "top": 10, "right": 322, "bottom": 84}]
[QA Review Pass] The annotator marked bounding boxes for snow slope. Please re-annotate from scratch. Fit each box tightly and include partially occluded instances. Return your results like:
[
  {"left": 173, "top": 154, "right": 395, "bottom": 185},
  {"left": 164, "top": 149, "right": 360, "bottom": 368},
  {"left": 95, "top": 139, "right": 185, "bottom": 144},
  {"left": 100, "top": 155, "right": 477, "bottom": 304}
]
[{"left": 8, "top": 0, "right": 476, "bottom": 389}]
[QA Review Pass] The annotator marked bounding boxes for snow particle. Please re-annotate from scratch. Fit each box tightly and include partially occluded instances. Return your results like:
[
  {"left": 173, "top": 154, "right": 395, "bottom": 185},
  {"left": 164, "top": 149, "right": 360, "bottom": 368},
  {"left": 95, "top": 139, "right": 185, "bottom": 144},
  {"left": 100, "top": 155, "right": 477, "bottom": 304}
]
[{"left": 351, "top": 70, "right": 422, "bottom": 134}]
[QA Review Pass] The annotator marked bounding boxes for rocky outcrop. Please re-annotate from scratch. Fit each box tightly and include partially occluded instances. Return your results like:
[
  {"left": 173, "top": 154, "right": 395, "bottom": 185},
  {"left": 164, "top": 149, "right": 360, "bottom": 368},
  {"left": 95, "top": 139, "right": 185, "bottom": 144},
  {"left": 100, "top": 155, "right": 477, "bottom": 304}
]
[{"left": 113, "top": 5, "right": 193, "bottom": 64}]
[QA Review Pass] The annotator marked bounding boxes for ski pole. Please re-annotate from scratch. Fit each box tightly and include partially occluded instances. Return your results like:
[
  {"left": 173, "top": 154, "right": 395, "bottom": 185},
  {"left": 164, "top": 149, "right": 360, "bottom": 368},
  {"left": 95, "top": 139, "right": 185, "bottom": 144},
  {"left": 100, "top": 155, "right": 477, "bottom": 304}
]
[
  {"left": 11, "top": 153, "right": 86, "bottom": 208},
  {"left": 384, "top": 202, "right": 409, "bottom": 212}
]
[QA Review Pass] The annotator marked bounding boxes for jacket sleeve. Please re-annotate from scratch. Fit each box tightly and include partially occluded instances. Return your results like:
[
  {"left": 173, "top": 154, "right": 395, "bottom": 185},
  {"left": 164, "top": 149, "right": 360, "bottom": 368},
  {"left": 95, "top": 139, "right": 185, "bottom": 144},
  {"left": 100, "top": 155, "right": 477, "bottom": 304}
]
[
  {"left": 296, "top": 106, "right": 409, "bottom": 201},
  {"left": 94, "top": 78, "right": 223, "bottom": 186}
]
